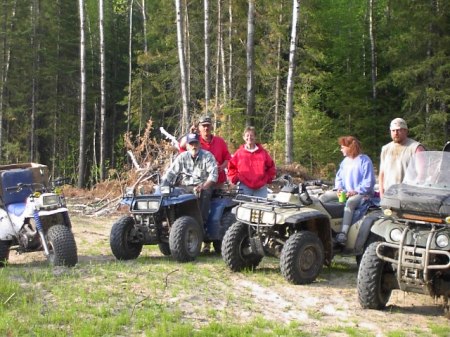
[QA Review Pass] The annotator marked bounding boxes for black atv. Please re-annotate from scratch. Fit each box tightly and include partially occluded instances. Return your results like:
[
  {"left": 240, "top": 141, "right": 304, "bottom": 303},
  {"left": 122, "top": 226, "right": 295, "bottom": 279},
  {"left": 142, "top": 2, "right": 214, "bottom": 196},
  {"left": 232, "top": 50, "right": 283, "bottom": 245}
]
[{"left": 110, "top": 172, "right": 236, "bottom": 263}]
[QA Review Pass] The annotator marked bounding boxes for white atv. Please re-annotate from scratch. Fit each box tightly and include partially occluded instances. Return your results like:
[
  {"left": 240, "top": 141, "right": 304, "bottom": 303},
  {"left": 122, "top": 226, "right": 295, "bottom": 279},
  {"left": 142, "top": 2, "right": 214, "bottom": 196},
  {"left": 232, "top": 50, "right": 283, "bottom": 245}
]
[
  {"left": 222, "top": 176, "right": 381, "bottom": 284},
  {"left": 0, "top": 163, "right": 77, "bottom": 267}
]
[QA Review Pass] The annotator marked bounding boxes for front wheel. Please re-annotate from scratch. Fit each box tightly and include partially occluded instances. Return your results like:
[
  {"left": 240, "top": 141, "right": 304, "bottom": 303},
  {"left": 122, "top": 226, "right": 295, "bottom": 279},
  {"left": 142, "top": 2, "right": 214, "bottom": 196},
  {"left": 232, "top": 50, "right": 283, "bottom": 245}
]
[
  {"left": 357, "top": 241, "right": 393, "bottom": 309},
  {"left": 47, "top": 225, "right": 78, "bottom": 267},
  {"left": 221, "top": 221, "right": 263, "bottom": 272},
  {"left": 280, "top": 231, "right": 324, "bottom": 285},
  {"left": 0, "top": 240, "right": 11, "bottom": 267},
  {"left": 110, "top": 216, "right": 143, "bottom": 260},
  {"left": 169, "top": 216, "right": 203, "bottom": 262}
]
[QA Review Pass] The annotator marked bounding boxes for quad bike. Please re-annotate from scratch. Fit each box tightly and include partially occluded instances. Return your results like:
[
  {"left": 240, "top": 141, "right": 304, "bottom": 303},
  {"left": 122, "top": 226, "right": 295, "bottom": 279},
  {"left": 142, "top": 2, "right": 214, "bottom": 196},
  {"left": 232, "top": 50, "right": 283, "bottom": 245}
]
[
  {"left": 358, "top": 149, "right": 450, "bottom": 312},
  {"left": 221, "top": 176, "right": 381, "bottom": 285},
  {"left": 0, "top": 163, "right": 78, "bottom": 267},
  {"left": 109, "top": 172, "right": 237, "bottom": 263}
]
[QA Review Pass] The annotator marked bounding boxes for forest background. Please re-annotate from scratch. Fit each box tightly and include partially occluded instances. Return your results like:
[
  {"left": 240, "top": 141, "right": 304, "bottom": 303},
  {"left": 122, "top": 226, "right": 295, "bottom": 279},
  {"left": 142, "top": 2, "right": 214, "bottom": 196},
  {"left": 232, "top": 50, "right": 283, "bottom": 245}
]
[{"left": 0, "top": 0, "right": 448, "bottom": 187}]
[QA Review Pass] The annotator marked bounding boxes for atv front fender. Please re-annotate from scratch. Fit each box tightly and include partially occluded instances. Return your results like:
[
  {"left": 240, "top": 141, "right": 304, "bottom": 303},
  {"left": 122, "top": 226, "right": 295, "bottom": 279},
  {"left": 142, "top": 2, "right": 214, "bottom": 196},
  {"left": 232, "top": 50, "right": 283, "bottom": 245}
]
[
  {"left": 370, "top": 217, "right": 394, "bottom": 239},
  {"left": 285, "top": 209, "right": 332, "bottom": 265},
  {"left": 354, "top": 210, "right": 383, "bottom": 254}
]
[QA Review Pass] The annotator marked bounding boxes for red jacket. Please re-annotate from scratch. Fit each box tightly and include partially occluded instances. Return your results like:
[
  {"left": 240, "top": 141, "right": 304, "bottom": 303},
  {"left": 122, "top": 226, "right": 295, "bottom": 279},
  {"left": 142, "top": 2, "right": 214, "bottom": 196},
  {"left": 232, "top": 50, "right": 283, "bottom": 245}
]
[{"left": 228, "top": 144, "right": 276, "bottom": 189}]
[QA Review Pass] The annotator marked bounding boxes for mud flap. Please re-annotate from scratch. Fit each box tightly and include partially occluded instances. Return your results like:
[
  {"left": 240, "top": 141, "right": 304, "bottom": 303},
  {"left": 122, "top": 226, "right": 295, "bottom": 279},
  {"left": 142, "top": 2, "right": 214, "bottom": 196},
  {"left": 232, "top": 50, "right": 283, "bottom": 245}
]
[{"left": 250, "top": 236, "right": 265, "bottom": 256}]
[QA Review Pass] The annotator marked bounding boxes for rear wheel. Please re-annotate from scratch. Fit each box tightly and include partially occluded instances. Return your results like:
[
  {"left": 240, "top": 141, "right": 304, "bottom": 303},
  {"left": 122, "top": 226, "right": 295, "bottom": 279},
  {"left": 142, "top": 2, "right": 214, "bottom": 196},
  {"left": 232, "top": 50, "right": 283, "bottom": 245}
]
[
  {"left": 357, "top": 241, "right": 393, "bottom": 309},
  {"left": 169, "top": 216, "right": 203, "bottom": 262},
  {"left": 47, "top": 225, "right": 78, "bottom": 267},
  {"left": 0, "top": 240, "right": 11, "bottom": 267},
  {"left": 222, "top": 222, "right": 262, "bottom": 271},
  {"left": 280, "top": 231, "right": 324, "bottom": 285},
  {"left": 110, "top": 216, "right": 143, "bottom": 260}
]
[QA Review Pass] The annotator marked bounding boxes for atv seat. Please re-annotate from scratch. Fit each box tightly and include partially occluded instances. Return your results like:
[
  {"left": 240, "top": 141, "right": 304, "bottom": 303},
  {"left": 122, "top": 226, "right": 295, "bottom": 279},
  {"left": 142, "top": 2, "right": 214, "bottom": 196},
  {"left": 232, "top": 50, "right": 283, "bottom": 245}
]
[
  {"left": 1, "top": 169, "right": 33, "bottom": 206},
  {"left": 321, "top": 201, "right": 345, "bottom": 218}
]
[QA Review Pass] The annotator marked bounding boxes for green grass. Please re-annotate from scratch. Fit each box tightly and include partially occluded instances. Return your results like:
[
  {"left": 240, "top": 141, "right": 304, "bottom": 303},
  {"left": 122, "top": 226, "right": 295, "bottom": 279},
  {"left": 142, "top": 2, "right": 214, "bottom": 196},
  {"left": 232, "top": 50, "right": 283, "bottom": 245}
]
[{"left": 1, "top": 217, "right": 449, "bottom": 337}]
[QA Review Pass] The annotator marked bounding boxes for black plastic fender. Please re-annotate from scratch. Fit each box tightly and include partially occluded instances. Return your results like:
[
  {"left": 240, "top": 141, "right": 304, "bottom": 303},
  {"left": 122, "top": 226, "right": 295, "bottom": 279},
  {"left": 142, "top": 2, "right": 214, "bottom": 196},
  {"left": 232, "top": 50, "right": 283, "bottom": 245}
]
[
  {"left": 369, "top": 217, "right": 394, "bottom": 239},
  {"left": 354, "top": 210, "right": 383, "bottom": 254},
  {"left": 285, "top": 209, "right": 333, "bottom": 265}
]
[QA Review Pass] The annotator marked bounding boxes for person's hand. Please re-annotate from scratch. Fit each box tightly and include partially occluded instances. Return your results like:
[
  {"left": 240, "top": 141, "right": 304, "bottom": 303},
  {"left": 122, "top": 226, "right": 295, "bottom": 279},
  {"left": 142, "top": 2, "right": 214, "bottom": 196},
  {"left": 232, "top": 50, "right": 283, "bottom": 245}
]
[
  {"left": 194, "top": 183, "right": 203, "bottom": 194},
  {"left": 346, "top": 190, "right": 358, "bottom": 197}
]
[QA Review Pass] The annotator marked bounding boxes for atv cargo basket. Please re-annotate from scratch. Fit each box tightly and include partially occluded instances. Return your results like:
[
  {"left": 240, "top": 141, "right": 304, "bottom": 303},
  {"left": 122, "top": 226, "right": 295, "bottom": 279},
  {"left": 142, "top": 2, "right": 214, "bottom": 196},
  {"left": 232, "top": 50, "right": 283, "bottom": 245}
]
[{"left": 0, "top": 163, "right": 49, "bottom": 205}]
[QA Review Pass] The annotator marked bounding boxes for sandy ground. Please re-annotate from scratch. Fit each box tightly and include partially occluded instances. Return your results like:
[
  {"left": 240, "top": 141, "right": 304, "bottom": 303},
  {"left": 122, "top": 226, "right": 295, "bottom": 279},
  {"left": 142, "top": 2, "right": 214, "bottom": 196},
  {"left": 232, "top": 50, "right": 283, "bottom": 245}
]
[{"left": 7, "top": 213, "right": 450, "bottom": 336}]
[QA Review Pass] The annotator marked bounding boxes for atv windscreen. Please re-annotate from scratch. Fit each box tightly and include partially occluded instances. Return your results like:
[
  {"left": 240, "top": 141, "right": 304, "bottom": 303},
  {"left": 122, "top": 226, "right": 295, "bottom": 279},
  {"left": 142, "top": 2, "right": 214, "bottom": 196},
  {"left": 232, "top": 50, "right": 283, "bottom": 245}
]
[{"left": 381, "top": 151, "right": 450, "bottom": 216}]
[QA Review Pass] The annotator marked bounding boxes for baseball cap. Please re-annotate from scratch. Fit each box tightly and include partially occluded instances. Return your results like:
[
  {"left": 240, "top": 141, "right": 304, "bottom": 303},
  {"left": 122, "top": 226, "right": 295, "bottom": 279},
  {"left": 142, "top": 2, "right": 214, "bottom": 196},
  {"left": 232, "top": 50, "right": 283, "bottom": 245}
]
[
  {"left": 186, "top": 133, "right": 199, "bottom": 144},
  {"left": 199, "top": 115, "right": 212, "bottom": 125},
  {"left": 390, "top": 118, "right": 408, "bottom": 130}
]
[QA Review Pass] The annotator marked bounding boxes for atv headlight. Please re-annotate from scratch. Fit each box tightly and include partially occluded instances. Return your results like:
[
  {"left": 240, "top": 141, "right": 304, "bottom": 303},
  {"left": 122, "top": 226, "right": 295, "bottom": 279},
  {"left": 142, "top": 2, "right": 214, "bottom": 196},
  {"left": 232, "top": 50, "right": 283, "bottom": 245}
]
[
  {"left": 160, "top": 186, "right": 171, "bottom": 195},
  {"left": 261, "top": 212, "right": 276, "bottom": 225},
  {"left": 236, "top": 207, "right": 251, "bottom": 222},
  {"left": 383, "top": 209, "right": 393, "bottom": 217},
  {"left": 436, "top": 234, "right": 449, "bottom": 248},
  {"left": 136, "top": 200, "right": 160, "bottom": 211},
  {"left": 390, "top": 228, "right": 403, "bottom": 242}
]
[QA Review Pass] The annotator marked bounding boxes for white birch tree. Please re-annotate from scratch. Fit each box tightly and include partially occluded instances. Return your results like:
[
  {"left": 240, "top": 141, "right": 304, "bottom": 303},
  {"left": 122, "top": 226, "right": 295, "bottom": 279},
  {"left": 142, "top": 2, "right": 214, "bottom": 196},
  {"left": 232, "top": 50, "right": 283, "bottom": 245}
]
[
  {"left": 99, "top": 0, "right": 106, "bottom": 181},
  {"left": 284, "top": 0, "right": 299, "bottom": 164},
  {"left": 204, "top": 0, "right": 210, "bottom": 112},
  {"left": 175, "top": 0, "right": 190, "bottom": 133},
  {"left": 78, "top": 0, "right": 87, "bottom": 187},
  {"left": 246, "top": 0, "right": 255, "bottom": 125}
]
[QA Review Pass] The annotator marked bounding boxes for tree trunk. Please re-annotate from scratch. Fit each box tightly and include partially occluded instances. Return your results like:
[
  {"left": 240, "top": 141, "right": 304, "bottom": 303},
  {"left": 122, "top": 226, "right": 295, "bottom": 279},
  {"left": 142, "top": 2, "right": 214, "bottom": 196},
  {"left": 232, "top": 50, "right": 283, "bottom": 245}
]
[
  {"left": 285, "top": 0, "right": 299, "bottom": 165},
  {"left": 368, "top": 0, "right": 377, "bottom": 101},
  {"left": 184, "top": 0, "right": 191, "bottom": 103},
  {"left": 78, "top": 0, "right": 87, "bottom": 187},
  {"left": 204, "top": 0, "right": 210, "bottom": 112},
  {"left": 274, "top": 2, "right": 283, "bottom": 140},
  {"left": 30, "top": 0, "right": 39, "bottom": 162},
  {"left": 0, "top": 0, "right": 16, "bottom": 162},
  {"left": 246, "top": 0, "right": 255, "bottom": 125},
  {"left": 99, "top": 0, "right": 106, "bottom": 181},
  {"left": 219, "top": 0, "right": 227, "bottom": 104},
  {"left": 175, "top": 0, "right": 190, "bottom": 133},
  {"left": 228, "top": 0, "right": 233, "bottom": 101},
  {"left": 126, "top": 0, "right": 134, "bottom": 134}
]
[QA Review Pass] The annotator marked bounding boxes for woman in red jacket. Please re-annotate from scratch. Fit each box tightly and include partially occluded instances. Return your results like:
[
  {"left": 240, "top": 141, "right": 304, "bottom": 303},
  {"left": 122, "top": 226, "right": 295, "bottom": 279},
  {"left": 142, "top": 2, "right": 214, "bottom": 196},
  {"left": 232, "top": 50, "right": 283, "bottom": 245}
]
[{"left": 228, "top": 126, "right": 276, "bottom": 198}]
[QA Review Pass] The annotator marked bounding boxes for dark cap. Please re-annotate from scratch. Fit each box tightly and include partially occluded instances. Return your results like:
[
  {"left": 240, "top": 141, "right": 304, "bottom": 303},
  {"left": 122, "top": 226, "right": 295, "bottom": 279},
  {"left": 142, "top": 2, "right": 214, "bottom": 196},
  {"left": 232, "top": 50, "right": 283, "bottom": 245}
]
[
  {"left": 199, "top": 115, "right": 212, "bottom": 125},
  {"left": 186, "top": 133, "right": 199, "bottom": 144}
]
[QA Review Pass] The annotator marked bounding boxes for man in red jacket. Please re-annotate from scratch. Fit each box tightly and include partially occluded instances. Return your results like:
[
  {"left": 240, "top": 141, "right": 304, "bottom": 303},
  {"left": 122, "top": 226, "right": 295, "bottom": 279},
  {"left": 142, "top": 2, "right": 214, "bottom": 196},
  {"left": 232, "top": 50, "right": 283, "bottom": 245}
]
[{"left": 228, "top": 126, "right": 276, "bottom": 198}]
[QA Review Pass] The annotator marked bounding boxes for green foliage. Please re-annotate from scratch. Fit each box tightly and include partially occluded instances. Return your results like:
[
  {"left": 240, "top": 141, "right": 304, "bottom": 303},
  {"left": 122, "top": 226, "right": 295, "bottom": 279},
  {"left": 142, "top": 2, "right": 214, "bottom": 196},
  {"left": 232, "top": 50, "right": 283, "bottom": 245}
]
[{"left": 0, "top": 0, "right": 448, "bottom": 184}]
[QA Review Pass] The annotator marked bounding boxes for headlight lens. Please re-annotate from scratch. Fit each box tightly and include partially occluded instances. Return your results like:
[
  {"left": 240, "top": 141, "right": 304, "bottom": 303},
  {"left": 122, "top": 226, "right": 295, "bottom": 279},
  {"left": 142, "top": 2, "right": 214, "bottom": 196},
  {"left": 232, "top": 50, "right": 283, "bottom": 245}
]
[
  {"left": 261, "top": 211, "right": 276, "bottom": 225},
  {"left": 160, "top": 186, "right": 171, "bottom": 195},
  {"left": 136, "top": 200, "right": 160, "bottom": 211},
  {"left": 236, "top": 207, "right": 251, "bottom": 222},
  {"left": 383, "top": 209, "right": 393, "bottom": 217},
  {"left": 42, "top": 194, "right": 60, "bottom": 207},
  {"left": 390, "top": 228, "right": 403, "bottom": 242},
  {"left": 436, "top": 234, "right": 449, "bottom": 248}
]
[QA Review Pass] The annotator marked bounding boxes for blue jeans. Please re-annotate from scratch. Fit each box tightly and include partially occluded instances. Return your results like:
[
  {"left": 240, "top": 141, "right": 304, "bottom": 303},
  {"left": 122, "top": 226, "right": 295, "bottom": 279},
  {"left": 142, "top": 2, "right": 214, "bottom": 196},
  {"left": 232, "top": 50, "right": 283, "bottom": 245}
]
[{"left": 238, "top": 183, "right": 268, "bottom": 198}]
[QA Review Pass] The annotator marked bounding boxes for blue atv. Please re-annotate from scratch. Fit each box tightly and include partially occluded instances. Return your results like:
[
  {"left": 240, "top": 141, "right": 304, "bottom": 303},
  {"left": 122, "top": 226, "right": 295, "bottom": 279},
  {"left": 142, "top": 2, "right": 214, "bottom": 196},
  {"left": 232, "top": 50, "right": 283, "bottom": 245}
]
[{"left": 109, "top": 172, "right": 237, "bottom": 262}]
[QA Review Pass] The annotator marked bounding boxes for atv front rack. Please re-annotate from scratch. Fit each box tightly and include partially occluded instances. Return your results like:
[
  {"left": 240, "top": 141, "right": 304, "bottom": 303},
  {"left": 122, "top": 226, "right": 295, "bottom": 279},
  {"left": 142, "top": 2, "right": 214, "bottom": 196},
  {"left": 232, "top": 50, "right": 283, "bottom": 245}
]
[{"left": 233, "top": 193, "right": 302, "bottom": 209}]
